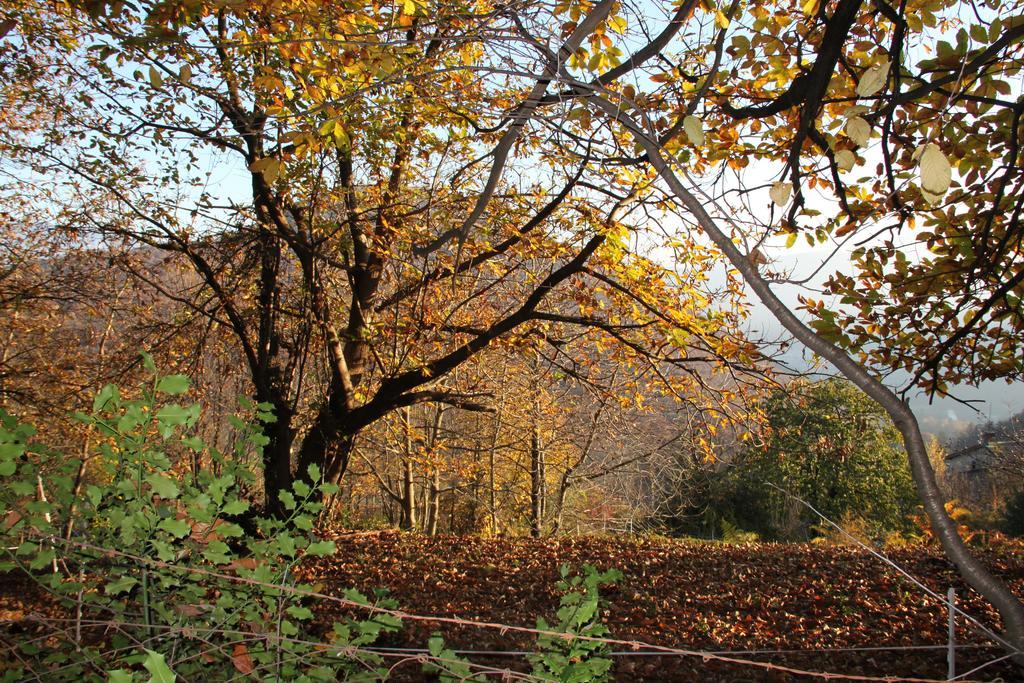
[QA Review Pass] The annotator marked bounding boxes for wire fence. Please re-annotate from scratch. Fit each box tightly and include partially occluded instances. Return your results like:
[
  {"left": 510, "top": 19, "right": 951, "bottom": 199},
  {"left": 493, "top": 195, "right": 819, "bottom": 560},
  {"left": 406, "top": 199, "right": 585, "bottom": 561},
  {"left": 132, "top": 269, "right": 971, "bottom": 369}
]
[{"left": 2, "top": 527, "right": 1020, "bottom": 682}]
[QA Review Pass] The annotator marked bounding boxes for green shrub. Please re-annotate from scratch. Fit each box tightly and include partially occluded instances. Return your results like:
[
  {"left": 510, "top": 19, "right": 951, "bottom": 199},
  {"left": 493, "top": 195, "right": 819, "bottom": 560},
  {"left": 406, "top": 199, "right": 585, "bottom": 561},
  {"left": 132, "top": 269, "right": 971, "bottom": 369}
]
[
  {"left": 0, "top": 358, "right": 401, "bottom": 681},
  {"left": 529, "top": 564, "right": 622, "bottom": 683},
  {"left": 1002, "top": 490, "right": 1024, "bottom": 537}
]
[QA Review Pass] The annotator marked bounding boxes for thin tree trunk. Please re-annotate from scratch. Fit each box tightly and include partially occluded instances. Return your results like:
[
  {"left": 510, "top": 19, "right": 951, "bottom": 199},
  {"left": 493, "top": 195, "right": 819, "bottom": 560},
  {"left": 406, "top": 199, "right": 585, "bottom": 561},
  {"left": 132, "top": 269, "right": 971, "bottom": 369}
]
[
  {"left": 488, "top": 362, "right": 508, "bottom": 536},
  {"left": 530, "top": 417, "right": 545, "bottom": 539},
  {"left": 426, "top": 468, "right": 440, "bottom": 536},
  {"left": 400, "top": 407, "right": 417, "bottom": 531}
]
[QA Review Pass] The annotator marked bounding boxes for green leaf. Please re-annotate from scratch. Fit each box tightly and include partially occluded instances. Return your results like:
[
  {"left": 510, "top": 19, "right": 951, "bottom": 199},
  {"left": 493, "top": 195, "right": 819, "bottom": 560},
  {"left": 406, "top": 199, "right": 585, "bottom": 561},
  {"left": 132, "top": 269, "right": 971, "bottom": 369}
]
[
  {"left": 93, "top": 384, "right": 120, "bottom": 413},
  {"left": 155, "top": 403, "right": 199, "bottom": 438},
  {"left": 146, "top": 474, "right": 180, "bottom": 500},
  {"left": 140, "top": 351, "right": 157, "bottom": 374},
  {"left": 158, "top": 518, "right": 191, "bottom": 538},
  {"left": 105, "top": 575, "right": 139, "bottom": 595},
  {"left": 221, "top": 500, "right": 249, "bottom": 516},
  {"left": 143, "top": 649, "right": 176, "bottom": 683},
  {"left": 108, "top": 670, "right": 135, "bottom": 683},
  {"left": 28, "top": 549, "right": 54, "bottom": 570},
  {"left": 201, "top": 541, "right": 231, "bottom": 565},
  {"left": 428, "top": 634, "right": 445, "bottom": 657},
  {"left": 286, "top": 605, "right": 314, "bottom": 620},
  {"left": 155, "top": 375, "right": 190, "bottom": 396},
  {"left": 304, "top": 540, "right": 336, "bottom": 557}
]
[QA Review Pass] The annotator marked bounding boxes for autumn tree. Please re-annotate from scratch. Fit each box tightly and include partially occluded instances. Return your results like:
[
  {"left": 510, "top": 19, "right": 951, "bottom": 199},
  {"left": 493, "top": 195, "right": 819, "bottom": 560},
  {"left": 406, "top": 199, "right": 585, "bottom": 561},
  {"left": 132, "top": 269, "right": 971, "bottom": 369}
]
[
  {"left": 0, "top": 0, "right": 756, "bottom": 525},
  {"left": 435, "top": 0, "right": 1024, "bottom": 653}
]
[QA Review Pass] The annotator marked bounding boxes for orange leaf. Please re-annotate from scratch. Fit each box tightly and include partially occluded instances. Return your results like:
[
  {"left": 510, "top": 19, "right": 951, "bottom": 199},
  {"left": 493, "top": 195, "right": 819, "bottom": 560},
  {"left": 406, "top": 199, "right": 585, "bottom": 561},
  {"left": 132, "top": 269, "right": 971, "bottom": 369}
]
[{"left": 232, "top": 643, "right": 254, "bottom": 675}]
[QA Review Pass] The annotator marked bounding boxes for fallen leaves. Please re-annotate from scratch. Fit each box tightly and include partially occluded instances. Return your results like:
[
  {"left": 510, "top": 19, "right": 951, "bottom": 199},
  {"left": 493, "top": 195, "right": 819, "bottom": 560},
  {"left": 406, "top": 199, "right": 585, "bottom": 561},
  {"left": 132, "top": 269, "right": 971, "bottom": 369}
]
[{"left": 297, "top": 532, "right": 1024, "bottom": 681}]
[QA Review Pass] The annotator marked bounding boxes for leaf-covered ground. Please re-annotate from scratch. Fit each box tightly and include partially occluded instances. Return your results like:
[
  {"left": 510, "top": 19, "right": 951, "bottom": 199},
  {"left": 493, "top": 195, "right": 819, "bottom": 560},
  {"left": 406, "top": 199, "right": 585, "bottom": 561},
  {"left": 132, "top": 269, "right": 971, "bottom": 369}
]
[
  {"left": 299, "top": 532, "right": 1024, "bottom": 681},
  {"left": 3, "top": 533, "right": 1023, "bottom": 680}
]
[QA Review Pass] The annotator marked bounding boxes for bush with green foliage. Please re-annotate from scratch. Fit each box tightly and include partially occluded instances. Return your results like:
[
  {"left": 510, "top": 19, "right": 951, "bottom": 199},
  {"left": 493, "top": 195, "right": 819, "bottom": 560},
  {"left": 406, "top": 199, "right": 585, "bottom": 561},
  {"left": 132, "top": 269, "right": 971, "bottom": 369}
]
[
  {"left": 664, "top": 379, "right": 919, "bottom": 542},
  {"left": 1, "top": 358, "right": 626, "bottom": 681},
  {"left": 422, "top": 564, "right": 621, "bottom": 682},
  {"left": 725, "top": 379, "right": 919, "bottom": 542},
  {"left": 1002, "top": 490, "right": 1024, "bottom": 538},
  {"left": 528, "top": 564, "right": 622, "bottom": 683},
  {"left": 0, "top": 356, "right": 401, "bottom": 681}
]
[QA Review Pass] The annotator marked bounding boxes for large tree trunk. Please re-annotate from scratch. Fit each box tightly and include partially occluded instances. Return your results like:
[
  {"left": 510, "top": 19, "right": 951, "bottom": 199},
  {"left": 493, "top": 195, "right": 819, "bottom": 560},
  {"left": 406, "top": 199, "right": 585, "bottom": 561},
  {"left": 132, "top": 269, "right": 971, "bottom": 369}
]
[
  {"left": 260, "top": 406, "right": 296, "bottom": 518},
  {"left": 295, "top": 397, "right": 354, "bottom": 489}
]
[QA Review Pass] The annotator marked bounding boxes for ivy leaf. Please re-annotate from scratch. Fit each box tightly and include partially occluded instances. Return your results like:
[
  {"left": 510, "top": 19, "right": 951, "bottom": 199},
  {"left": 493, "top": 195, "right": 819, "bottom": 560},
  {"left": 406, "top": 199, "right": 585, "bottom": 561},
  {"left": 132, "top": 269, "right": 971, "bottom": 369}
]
[{"left": 143, "top": 649, "right": 176, "bottom": 683}]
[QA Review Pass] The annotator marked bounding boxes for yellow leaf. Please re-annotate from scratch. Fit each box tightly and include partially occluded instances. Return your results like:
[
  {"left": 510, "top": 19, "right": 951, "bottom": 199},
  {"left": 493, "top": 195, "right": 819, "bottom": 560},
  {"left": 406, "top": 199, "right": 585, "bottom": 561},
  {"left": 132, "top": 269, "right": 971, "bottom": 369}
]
[
  {"left": 249, "top": 157, "right": 281, "bottom": 184},
  {"left": 333, "top": 125, "right": 350, "bottom": 149},
  {"left": 769, "top": 181, "right": 792, "bottom": 206},
  {"left": 714, "top": 10, "right": 730, "bottom": 29},
  {"left": 845, "top": 116, "right": 871, "bottom": 146},
  {"left": 856, "top": 60, "right": 890, "bottom": 98},
  {"left": 683, "top": 115, "right": 704, "bottom": 146},
  {"left": 802, "top": 0, "right": 821, "bottom": 15},
  {"left": 834, "top": 149, "right": 856, "bottom": 172},
  {"left": 919, "top": 142, "right": 951, "bottom": 196},
  {"left": 148, "top": 66, "right": 163, "bottom": 89}
]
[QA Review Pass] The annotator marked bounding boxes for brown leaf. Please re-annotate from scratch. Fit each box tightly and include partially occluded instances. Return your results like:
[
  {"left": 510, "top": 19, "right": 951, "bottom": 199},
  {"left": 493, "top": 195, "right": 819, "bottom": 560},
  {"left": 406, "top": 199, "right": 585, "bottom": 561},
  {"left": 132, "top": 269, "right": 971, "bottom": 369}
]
[{"left": 231, "top": 643, "right": 254, "bottom": 675}]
